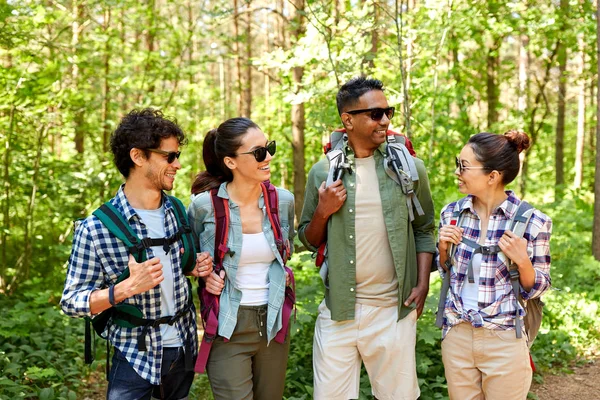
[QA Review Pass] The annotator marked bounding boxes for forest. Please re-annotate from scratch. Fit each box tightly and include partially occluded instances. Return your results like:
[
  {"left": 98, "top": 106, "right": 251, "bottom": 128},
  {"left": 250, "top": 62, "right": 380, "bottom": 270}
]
[{"left": 1, "top": 0, "right": 599, "bottom": 399}]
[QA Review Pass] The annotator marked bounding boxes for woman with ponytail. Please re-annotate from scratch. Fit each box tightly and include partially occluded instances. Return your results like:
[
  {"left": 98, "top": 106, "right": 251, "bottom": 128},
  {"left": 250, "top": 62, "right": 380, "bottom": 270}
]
[
  {"left": 188, "top": 117, "right": 295, "bottom": 399},
  {"left": 435, "top": 130, "right": 552, "bottom": 399}
]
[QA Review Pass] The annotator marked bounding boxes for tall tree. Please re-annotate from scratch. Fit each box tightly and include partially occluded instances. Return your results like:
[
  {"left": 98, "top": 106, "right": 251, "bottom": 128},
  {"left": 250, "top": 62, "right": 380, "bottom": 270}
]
[
  {"left": 555, "top": 0, "right": 569, "bottom": 198},
  {"left": 593, "top": 2, "right": 600, "bottom": 260},
  {"left": 291, "top": 0, "right": 306, "bottom": 224},
  {"left": 574, "top": 33, "right": 586, "bottom": 189}
]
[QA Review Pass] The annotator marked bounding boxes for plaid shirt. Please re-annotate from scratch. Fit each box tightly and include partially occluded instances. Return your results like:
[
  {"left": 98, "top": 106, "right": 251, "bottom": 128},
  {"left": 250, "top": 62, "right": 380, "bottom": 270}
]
[
  {"left": 187, "top": 182, "right": 295, "bottom": 342},
  {"left": 435, "top": 191, "right": 552, "bottom": 339},
  {"left": 60, "top": 185, "right": 198, "bottom": 385}
]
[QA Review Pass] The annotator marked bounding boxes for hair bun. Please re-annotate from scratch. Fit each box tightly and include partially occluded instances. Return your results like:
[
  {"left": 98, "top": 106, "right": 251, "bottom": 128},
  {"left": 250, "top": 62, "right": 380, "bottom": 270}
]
[{"left": 503, "top": 130, "right": 531, "bottom": 153}]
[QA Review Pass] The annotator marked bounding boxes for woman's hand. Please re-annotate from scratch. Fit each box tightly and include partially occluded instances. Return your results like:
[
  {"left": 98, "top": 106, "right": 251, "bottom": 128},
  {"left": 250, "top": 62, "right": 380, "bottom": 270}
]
[
  {"left": 188, "top": 251, "right": 213, "bottom": 278},
  {"left": 438, "top": 225, "right": 463, "bottom": 255},
  {"left": 498, "top": 230, "right": 529, "bottom": 266},
  {"left": 204, "top": 270, "right": 226, "bottom": 295}
]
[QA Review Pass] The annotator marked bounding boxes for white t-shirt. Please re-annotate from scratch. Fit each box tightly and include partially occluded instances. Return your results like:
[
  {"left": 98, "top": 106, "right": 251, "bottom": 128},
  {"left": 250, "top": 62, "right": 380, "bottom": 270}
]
[
  {"left": 236, "top": 232, "right": 275, "bottom": 306},
  {"left": 461, "top": 253, "right": 483, "bottom": 311},
  {"left": 134, "top": 205, "right": 183, "bottom": 347}
]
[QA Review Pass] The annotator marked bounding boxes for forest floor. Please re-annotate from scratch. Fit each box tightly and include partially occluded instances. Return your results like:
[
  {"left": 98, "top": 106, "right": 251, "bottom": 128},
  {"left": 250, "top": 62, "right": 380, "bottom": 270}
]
[
  {"left": 80, "top": 359, "right": 599, "bottom": 400},
  {"left": 531, "top": 359, "right": 599, "bottom": 400}
]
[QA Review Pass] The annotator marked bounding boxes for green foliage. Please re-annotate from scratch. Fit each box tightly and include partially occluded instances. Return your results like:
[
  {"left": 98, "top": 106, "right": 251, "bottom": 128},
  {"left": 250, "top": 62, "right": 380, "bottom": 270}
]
[{"left": 0, "top": 286, "right": 94, "bottom": 400}]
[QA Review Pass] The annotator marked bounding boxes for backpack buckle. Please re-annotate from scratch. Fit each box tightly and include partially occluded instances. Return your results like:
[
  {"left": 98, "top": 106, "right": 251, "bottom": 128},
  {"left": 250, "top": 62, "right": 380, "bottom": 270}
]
[{"left": 509, "top": 268, "right": 520, "bottom": 280}]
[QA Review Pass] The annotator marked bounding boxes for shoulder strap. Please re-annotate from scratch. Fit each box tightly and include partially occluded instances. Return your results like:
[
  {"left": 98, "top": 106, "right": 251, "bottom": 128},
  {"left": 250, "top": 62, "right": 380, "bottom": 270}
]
[
  {"left": 167, "top": 195, "right": 196, "bottom": 274},
  {"left": 92, "top": 202, "right": 146, "bottom": 265},
  {"left": 384, "top": 136, "right": 423, "bottom": 221},
  {"left": 436, "top": 197, "right": 469, "bottom": 329},
  {"left": 210, "top": 189, "right": 231, "bottom": 272},
  {"left": 261, "top": 182, "right": 290, "bottom": 263},
  {"left": 506, "top": 200, "right": 536, "bottom": 339}
]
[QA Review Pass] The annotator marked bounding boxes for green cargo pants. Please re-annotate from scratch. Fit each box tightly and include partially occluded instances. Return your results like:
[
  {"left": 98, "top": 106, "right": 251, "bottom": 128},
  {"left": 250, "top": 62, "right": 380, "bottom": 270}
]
[{"left": 206, "top": 305, "right": 290, "bottom": 400}]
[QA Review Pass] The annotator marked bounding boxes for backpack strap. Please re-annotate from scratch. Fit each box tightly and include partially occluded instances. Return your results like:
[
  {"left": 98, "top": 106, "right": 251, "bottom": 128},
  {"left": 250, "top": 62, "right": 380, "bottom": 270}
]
[
  {"left": 195, "top": 189, "right": 230, "bottom": 373},
  {"left": 167, "top": 195, "right": 197, "bottom": 274},
  {"left": 384, "top": 135, "right": 424, "bottom": 221},
  {"left": 506, "top": 201, "right": 535, "bottom": 339},
  {"left": 93, "top": 202, "right": 147, "bottom": 264},
  {"left": 436, "top": 197, "right": 468, "bottom": 329}
]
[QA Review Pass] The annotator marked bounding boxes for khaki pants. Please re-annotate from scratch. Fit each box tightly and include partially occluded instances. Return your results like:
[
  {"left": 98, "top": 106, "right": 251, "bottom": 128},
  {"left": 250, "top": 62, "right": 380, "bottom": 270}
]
[
  {"left": 206, "top": 305, "right": 289, "bottom": 400},
  {"left": 313, "top": 300, "right": 419, "bottom": 400},
  {"left": 441, "top": 322, "right": 532, "bottom": 400}
]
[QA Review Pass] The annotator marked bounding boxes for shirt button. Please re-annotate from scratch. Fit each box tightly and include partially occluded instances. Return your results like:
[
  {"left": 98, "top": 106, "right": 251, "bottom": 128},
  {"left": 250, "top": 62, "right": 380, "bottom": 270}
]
[
  {"left": 350, "top": 260, "right": 354, "bottom": 264},
  {"left": 349, "top": 209, "right": 354, "bottom": 213},
  {"left": 350, "top": 288, "right": 355, "bottom": 292},
  {"left": 349, "top": 235, "right": 353, "bottom": 239},
  {"left": 350, "top": 183, "right": 355, "bottom": 187}
]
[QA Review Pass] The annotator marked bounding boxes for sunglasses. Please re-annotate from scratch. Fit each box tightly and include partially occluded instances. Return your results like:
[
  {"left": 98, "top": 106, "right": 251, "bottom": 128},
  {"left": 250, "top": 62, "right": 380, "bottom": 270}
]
[
  {"left": 455, "top": 156, "right": 490, "bottom": 174},
  {"left": 147, "top": 148, "right": 181, "bottom": 164},
  {"left": 238, "top": 140, "right": 277, "bottom": 162},
  {"left": 345, "top": 106, "right": 395, "bottom": 121}
]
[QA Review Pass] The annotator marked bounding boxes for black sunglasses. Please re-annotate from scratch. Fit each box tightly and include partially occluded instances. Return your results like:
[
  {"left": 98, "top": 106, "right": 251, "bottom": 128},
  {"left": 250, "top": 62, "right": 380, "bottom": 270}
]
[
  {"left": 147, "top": 148, "right": 181, "bottom": 164},
  {"left": 454, "top": 156, "right": 490, "bottom": 174},
  {"left": 345, "top": 106, "right": 395, "bottom": 121},
  {"left": 238, "top": 140, "right": 277, "bottom": 162}
]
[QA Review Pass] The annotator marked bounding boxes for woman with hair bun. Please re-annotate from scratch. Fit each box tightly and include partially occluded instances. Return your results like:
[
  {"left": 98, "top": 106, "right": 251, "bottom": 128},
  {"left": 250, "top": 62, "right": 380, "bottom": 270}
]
[
  {"left": 435, "top": 130, "right": 552, "bottom": 399},
  {"left": 188, "top": 117, "right": 295, "bottom": 400}
]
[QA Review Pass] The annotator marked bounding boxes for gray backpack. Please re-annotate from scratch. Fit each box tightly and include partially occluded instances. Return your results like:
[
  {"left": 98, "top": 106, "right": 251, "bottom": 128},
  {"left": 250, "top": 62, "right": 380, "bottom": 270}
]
[{"left": 435, "top": 199, "right": 544, "bottom": 347}]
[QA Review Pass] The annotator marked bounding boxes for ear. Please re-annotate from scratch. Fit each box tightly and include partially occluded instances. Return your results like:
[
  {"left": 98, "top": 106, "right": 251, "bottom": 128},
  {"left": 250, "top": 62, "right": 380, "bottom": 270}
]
[
  {"left": 488, "top": 170, "right": 503, "bottom": 186},
  {"left": 223, "top": 156, "right": 237, "bottom": 171},
  {"left": 130, "top": 148, "right": 146, "bottom": 167},
  {"left": 341, "top": 113, "right": 353, "bottom": 131}
]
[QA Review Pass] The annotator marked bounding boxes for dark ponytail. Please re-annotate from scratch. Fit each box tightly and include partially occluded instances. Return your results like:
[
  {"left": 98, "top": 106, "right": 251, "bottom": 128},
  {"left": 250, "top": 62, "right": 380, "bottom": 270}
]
[
  {"left": 467, "top": 130, "right": 531, "bottom": 185},
  {"left": 191, "top": 117, "right": 259, "bottom": 194}
]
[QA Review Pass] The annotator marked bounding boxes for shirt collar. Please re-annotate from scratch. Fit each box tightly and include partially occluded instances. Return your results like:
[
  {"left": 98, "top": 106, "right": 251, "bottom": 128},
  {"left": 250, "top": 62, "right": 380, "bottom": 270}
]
[{"left": 457, "top": 190, "right": 520, "bottom": 218}]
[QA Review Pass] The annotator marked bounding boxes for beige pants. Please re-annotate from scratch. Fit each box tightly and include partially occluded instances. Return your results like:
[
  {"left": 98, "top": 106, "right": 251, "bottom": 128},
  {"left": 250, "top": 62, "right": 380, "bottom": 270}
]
[
  {"left": 313, "top": 300, "right": 419, "bottom": 400},
  {"left": 441, "top": 322, "right": 532, "bottom": 400}
]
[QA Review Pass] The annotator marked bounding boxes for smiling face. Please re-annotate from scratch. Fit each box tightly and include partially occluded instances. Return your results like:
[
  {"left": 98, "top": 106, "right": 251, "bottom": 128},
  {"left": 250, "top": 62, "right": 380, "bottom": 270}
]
[
  {"left": 143, "top": 136, "right": 181, "bottom": 192},
  {"left": 455, "top": 144, "right": 495, "bottom": 196},
  {"left": 341, "top": 89, "right": 391, "bottom": 154},
  {"left": 224, "top": 127, "right": 273, "bottom": 184}
]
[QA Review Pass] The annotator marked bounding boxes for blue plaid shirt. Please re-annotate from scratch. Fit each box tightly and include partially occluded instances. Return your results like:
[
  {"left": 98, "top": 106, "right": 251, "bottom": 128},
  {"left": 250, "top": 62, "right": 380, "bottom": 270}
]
[
  {"left": 60, "top": 185, "right": 198, "bottom": 385},
  {"left": 187, "top": 182, "right": 295, "bottom": 342},
  {"left": 435, "top": 191, "right": 552, "bottom": 339}
]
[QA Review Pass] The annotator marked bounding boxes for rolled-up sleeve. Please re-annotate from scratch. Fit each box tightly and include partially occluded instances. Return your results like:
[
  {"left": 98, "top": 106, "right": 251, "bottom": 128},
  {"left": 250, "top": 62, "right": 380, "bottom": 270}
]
[
  {"left": 411, "top": 159, "right": 436, "bottom": 254},
  {"left": 298, "top": 165, "right": 321, "bottom": 253},
  {"left": 60, "top": 222, "right": 104, "bottom": 318},
  {"left": 520, "top": 213, "right": 552, "bottom": 300}
]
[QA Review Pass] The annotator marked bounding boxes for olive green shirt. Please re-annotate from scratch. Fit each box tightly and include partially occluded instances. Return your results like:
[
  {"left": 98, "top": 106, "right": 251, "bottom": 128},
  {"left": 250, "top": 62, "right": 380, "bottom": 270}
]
[{"left": 298, "top": 143, "right": 436, "bottom": 321}]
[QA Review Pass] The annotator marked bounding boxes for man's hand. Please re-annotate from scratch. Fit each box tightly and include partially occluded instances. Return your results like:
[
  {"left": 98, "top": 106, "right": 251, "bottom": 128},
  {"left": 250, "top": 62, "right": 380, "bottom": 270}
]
[
  {"left": 316, "top": 179, "right": 347, "bottom": 218},
  {"left": 404, "top": 284, "right": 429, "bottom": 318},
  {"left": 204, "top": 270, "right": 226, "bottom": 295},
  {"left": 127, "top": 254, "right": 164, "bottom": 295},
  {"left": 188, "top": 251, "right": 213, "bottom": 278}
]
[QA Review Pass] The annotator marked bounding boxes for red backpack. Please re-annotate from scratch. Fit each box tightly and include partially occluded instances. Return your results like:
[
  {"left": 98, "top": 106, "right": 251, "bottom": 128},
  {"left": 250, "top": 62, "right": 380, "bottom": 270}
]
[{"left": 194, "top": 181, "right": 296, "bottom": 373}]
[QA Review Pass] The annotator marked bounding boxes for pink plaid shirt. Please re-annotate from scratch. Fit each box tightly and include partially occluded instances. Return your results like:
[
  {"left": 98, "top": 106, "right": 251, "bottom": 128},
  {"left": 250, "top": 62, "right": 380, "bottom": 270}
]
[{"left": 435, "top": 191, "right": 552, "bottom": 339}]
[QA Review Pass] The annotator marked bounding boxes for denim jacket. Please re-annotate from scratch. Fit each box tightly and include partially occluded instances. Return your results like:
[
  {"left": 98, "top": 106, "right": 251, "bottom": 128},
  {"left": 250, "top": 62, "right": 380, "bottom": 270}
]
[{"left": 187, "top": 182, "right": 295, "bottom": 342}]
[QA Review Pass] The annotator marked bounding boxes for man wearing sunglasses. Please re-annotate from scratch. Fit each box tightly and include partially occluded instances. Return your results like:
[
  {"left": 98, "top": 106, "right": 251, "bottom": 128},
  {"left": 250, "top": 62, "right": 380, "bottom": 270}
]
[
  {"left": 299, "top": 77, "right": 436, "bottom": 400},
  {"left": 61, "top": 108, "right": 213, "bottom": 400}
]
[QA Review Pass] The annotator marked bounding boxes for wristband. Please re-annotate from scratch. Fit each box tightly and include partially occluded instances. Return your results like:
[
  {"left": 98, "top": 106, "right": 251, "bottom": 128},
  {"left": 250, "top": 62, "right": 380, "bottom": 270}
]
[{"left": 108, "top": 285, "right": 117, "bottom": 307}]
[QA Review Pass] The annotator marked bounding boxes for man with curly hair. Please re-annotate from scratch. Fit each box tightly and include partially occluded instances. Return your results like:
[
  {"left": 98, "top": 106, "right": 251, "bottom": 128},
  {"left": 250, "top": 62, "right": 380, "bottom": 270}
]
[{"left": 61, "top": 108, "right": 212, "bottom": 400}]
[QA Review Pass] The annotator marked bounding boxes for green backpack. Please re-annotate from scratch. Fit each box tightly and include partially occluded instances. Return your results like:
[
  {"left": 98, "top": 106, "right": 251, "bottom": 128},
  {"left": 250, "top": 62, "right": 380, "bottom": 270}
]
[{"left": 84, "top": 195, "right": 197, "bottom": 366}]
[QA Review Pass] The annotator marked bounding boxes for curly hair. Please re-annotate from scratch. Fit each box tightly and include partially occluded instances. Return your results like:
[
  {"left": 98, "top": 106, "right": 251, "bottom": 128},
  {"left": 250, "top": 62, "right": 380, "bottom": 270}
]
[{"left": 110, "top": 108, "right": 186, "bottom": 178}]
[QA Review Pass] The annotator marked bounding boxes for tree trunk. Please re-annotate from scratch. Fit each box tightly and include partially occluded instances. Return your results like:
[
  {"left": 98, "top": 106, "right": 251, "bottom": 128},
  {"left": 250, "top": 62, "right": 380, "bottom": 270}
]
[
  {"left": 574, "top": 34, "right": 586, "bottom": 189},
  {"left": 291, "top": 0, "right": 306, "bottom": 224},
  {"left": 555, "top": 0, "right": 568, "bottom": 198},
  {"left": 234, "top": 0, "right": 243, "bottom": 115},
  {"left": 486, "top": 42, "right": 500, "bottom": 129},
  {"left": 72, "top": 0, "right": 84, "bottom": 154},
  {"left": 102, "top": 6, "right": 111, "bottom": 154},
  {"left": 592, "top": 3, "right": 600, "bottom": 260},
  {"left": 1, "top": 105, "right": 15, "bottom": 292},
  {"left": 241, "top": 0, "right": 252, "bottom": 118}
]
